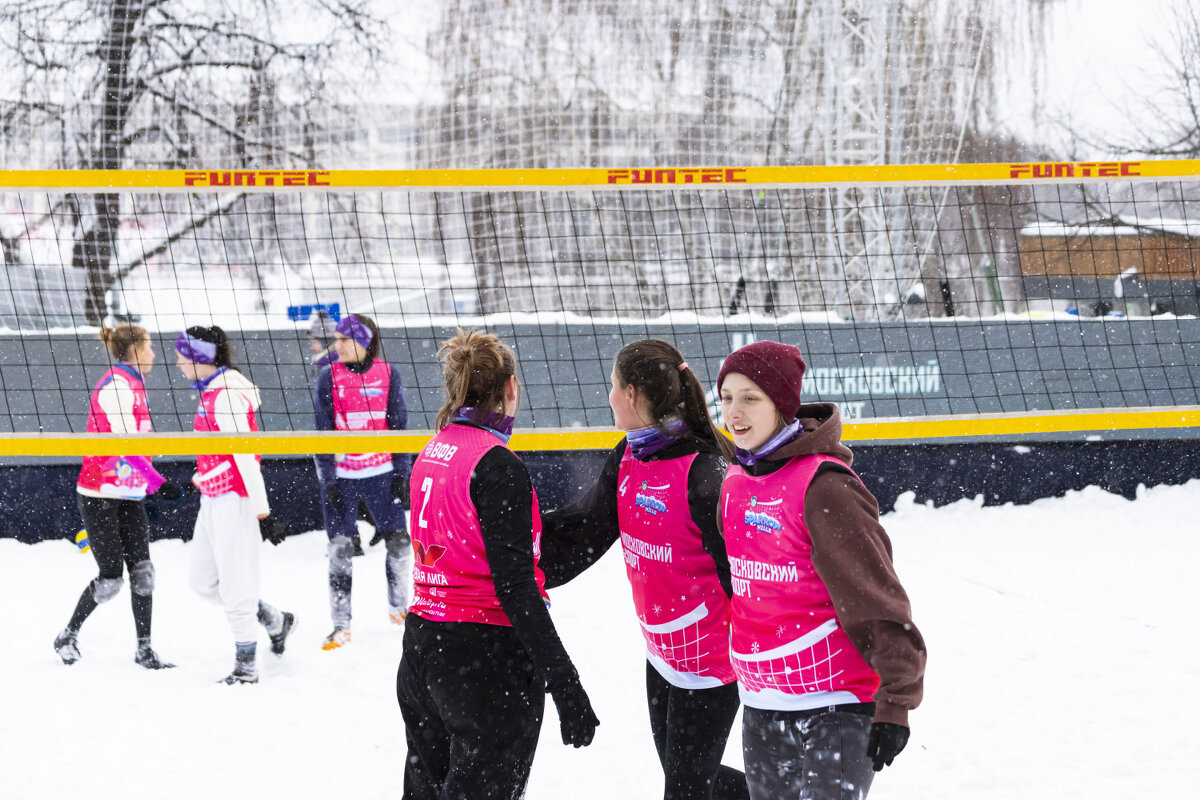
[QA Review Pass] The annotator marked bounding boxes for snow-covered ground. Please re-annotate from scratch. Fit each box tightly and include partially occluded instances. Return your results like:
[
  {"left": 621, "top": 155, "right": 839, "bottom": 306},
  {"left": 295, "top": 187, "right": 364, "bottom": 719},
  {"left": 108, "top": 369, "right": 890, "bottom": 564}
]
[{"left": 3, "top": 481, "right": 1198, "bottom": 799}]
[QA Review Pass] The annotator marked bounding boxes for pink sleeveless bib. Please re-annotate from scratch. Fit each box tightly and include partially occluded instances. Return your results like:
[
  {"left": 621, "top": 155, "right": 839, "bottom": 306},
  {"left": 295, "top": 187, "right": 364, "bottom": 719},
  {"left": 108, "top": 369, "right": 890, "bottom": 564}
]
[
  {"left": 193, "top": 386, "right": 259, "bottom": 498},
  {"left": 722, "top": 455, "right": 881, "bottom": 711},
  {"left": 407, "top": 423, "right": 548, "bottom": 626},
  {"left": 78, "top": 365, "right": 160, "bottom": 499},
  {"left": 617, "top": 448, "right": 734, "bottom": 688},
  {"left": 330, "top": 360, "right": 393, "bottom": 476}
]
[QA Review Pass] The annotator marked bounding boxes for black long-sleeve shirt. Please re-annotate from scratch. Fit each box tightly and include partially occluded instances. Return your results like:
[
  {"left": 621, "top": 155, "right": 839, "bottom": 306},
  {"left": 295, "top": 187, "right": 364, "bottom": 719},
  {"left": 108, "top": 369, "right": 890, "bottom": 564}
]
[
  {"left": 468, "top": 440, "right": 578, "bottom": 689},
  {"left": 539, "top": 437, "right": 733, "bottom": 598}
]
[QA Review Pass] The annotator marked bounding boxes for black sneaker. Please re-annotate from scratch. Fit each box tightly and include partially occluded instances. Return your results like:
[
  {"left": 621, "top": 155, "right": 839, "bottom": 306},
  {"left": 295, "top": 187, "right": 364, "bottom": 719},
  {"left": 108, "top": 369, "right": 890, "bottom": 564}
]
[
  {"left": 54, "top": 629, "right": 81, "bottom": 665},
  {"left": 135, "top": 643, "right": 176, "bottom": 670},
  {"left": 269, "top": 612, "right": 297, "bottom": 655}
]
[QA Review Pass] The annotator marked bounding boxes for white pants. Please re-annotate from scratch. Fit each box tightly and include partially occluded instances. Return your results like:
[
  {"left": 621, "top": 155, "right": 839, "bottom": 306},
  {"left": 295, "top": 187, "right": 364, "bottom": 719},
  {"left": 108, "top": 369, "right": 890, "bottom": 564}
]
[{"left": 190, "top": 493, "right": 261, "bottom": 643}]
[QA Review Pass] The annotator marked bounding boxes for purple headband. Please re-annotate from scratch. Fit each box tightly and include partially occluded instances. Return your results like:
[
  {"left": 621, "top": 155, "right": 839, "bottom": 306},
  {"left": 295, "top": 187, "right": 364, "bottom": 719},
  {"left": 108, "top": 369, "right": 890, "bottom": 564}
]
[
  {"left": 174, "top": 332, "right": 218, "bottom": 365},
  {"left": 335, "top": 314, "right": 373, "bottom": 350}
]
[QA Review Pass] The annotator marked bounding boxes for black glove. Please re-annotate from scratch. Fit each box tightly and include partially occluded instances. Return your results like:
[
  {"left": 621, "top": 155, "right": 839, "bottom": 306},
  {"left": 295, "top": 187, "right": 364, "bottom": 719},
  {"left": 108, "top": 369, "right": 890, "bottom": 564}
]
[
  {"left": 324, "top": 482, "right": 345, "bottom": 515},
  {"left": 867, "top": 722, "right": 909, "bottom": 772},
  {"left": 391, "top": 470, "right": 408, "bottom": 504},
  {"left": 154, "top": 481, "right": 185, "bottom": 504},
  {"left": 548, "top": 671, "right": 599, "bottom": 748},
  {"left": 259, "top": 516, "right": 286, "bottom": 546},
  {"left": 369, "top": 529, "right": 387, "bottom": 547}
]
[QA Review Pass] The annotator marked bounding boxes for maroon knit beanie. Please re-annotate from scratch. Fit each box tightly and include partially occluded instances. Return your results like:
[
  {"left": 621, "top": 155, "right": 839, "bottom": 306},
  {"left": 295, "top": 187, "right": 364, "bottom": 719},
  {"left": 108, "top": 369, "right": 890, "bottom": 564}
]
[{"left": 717, "top": 340, "right": 808, "bottom": 420}]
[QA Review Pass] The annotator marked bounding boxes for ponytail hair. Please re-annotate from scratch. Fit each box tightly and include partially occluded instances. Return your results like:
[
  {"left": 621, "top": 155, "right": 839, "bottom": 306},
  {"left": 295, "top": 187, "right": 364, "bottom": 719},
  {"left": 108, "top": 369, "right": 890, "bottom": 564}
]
[
  {"left": 613, "top": 339, "right": 734, "bottom": 461},
  {"left": 435, "top": 328, "right": 518, "bottom": 431},
  {"left": 183, "top": 325, "right": 236, "bottom": 370},
  {"left": 98, "top": 323, "right": 148, "bottom": 363}
]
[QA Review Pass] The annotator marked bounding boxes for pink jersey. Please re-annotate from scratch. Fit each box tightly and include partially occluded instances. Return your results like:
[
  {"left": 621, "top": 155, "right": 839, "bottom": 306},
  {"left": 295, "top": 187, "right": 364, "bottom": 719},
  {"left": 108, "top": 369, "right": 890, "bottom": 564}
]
[
  {"left": 617, "top": 448, "right": 734, "bottom": 688},
  {"left": 407, "top": 423, "right": 548, "bottom": 626},
  {"left": 192, "top": 380, "right": 259, "bottom": 498},
  {"left": 722, "top": 455, "right": 881, "bottom": 711},
  {"left": 330, "top": 360, "right": 392, "bottom": 477},
  {"left": 77, "top": 365, "right": 164, "bottom": 500}
]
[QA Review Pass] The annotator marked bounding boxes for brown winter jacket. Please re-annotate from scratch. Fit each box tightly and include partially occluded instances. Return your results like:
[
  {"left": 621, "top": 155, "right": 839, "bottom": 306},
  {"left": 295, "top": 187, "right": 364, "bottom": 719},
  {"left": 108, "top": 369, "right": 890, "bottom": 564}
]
[{"left": 749, "top": 402, "right": 926, "bottom": 727}]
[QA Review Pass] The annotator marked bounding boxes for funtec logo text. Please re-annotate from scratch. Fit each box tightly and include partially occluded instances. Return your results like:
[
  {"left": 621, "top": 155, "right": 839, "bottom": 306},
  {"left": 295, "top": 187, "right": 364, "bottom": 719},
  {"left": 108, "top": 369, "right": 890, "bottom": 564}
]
[
  {"left": 183, "top": 170, "right": 331, "bottom": 187},
  {"left": 607, "top": 168, "right": 747, "bottom": 185},
  {"left": 1008, "top": 162, "right": 1140, "bottom": 179}
]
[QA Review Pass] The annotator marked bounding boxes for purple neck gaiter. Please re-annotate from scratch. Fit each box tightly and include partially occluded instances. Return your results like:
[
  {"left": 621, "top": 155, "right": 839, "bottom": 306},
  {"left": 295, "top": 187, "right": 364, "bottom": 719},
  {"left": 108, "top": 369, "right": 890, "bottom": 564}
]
[{"left": 735, "top": 419, "right": 802, "bottom": 466}]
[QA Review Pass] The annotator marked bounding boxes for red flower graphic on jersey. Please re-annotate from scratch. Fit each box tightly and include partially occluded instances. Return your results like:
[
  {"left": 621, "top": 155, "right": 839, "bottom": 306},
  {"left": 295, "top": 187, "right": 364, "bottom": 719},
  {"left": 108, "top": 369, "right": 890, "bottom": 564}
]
[{"left": 413, "top": 539, "right": 447, "bottom": 568}]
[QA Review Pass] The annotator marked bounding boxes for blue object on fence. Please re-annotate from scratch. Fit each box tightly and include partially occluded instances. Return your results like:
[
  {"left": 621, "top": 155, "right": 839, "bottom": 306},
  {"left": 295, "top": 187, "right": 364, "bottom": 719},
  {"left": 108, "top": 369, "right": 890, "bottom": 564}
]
[{"left": 287, "top": 302, "right": 341, "bottom": 323}]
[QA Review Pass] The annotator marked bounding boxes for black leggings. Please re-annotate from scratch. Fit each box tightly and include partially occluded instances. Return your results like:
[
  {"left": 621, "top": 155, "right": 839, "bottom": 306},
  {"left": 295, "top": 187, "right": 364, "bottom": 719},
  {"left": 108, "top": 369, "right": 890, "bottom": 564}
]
[
  {"left": 79, "top": 495, "right": 151, "bottom": 576},
  {"left": 646, "top": 663, "right": 750, "bottom": 800},
  {"left": 68, "top": 495, "right": 153, "bottom": 638},
  {"left": 397, "top": 615, "right": 546, "bottom": 800}
]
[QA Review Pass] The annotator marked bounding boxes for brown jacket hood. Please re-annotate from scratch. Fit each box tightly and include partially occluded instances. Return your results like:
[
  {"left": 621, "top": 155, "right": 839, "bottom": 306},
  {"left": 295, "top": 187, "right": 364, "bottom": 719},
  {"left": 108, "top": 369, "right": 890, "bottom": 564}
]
[{"left": 764, "top": 402, "right": 855, "bottom": 467}]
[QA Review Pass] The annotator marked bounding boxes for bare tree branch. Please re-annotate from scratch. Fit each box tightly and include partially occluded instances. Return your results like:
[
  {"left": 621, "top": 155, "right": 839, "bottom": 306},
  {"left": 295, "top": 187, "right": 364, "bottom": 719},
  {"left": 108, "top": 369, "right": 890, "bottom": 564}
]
[{"left": 114, "top": 192, "right": 247, "bottom": 282}]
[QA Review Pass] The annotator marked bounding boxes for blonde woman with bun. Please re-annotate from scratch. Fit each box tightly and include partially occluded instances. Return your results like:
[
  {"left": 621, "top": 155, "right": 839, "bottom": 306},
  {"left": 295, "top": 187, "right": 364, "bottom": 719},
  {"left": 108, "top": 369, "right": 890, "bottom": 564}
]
[
  {"left": 54, "top": 324, "right": 181, "bottom": 670},
  {"left": 397, "top": 328, "right": 599, "bottom": 799}
]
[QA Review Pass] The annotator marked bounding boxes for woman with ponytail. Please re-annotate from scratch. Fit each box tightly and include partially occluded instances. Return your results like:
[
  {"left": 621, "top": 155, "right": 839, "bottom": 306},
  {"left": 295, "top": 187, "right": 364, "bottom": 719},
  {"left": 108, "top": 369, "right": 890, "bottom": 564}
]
[
  {"left": 54, "top": 324, "right": 180, "bottom": 670},
  {"left": 174, "top": 325, "right": 296, "bottom": 684},
  {"left": 539, "top": 339, "right": 749, "bottom": 800},
  {"left": 397, "top": 328, "right": 599, "bottom": 799}
]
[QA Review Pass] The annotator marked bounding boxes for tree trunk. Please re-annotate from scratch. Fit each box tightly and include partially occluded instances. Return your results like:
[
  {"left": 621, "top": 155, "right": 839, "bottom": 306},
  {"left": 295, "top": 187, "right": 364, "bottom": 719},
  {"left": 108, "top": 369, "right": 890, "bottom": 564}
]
[{"left": 78, "top": 0, "right": 145, "bottom": 325}]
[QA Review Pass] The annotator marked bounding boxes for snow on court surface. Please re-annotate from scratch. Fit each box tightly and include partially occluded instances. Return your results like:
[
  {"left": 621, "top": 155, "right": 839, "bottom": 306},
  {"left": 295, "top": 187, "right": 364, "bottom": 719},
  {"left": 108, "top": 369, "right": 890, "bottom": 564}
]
[{"left": 3, "top": 481, "right": 1198, "bottom": 799}]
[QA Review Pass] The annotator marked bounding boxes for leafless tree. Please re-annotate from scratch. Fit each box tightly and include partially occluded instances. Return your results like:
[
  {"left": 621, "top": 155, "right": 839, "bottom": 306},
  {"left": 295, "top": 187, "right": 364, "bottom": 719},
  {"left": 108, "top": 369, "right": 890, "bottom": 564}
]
[
  {"left": 1070, "top": 1, "right": 1200, "bottom": 160},
  {"left": 420, "top": 0, "right": 1062, "bottom": 319},
  {"left": 0, "top": 0, "right": 385, "bottom": 323}
]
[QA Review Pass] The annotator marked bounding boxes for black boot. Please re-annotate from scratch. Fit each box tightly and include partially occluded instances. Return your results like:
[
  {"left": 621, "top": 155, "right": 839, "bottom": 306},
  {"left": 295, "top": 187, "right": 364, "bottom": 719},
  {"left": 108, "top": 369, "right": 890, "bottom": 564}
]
[
  {"left": 54, "top": 629, "right": 81, "bottom": 665},
  {"left": 268, "top": 612, "right": 298, "bottom": 655},
  {"left": 220, "top": 643, "right": 258, "bottom": 684},
  {"left": 135, "top": 638, "right": 176, "bottom": 670}
]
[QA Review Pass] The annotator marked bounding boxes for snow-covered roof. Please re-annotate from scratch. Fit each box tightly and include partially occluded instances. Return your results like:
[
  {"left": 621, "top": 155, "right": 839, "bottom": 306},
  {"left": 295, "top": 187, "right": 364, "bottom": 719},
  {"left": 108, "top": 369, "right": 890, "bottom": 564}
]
[{"left": 1021, "top": 216, "right": 1200, "bottom": 239}]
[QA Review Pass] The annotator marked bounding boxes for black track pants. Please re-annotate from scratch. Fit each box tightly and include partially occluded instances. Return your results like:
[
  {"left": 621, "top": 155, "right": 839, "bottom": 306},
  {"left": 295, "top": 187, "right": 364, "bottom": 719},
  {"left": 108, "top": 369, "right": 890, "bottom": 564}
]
[
  {"left": 397, "top": 614, "right": 545, "bottom": 800},
  {"left": 645, "top": 664, "right": 750, "bottom": 800},
  {"left": 742, "top": 705, "right": 876, "bottom": 800}
]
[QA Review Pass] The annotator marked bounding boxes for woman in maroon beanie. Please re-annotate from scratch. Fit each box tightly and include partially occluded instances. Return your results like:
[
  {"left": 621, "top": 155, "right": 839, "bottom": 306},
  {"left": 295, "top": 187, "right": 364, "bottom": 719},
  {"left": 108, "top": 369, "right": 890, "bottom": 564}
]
[{"left": 716, "top": 339, "right": 926, "bottom": 800}]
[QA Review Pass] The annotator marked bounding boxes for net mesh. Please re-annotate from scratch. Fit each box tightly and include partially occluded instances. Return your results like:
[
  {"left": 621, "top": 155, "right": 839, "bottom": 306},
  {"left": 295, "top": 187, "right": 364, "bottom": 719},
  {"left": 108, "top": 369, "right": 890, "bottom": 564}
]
[
  {"left": 1, "top": 165, "right": 1199, "bottom": 443},
  {"left": 731, "top": 619, "right": 846, "bottom": 696},
  {"left": 640, "top": 602, "right": 717, "bottom": 678}
]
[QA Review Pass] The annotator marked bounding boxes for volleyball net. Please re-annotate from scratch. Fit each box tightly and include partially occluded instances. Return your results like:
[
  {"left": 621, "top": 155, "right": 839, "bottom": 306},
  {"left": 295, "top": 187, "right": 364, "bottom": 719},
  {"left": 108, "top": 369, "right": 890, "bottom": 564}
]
[{"left": 1, "top": 160, "right": 1199, "bottom": 456}]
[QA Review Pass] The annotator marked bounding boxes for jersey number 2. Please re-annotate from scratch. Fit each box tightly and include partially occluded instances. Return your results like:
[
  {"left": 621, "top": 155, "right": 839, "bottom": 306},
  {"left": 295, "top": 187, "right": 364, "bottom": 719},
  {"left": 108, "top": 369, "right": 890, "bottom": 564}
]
[{"left": 417, "top": 476, "right": 434, "bottom": 529}]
